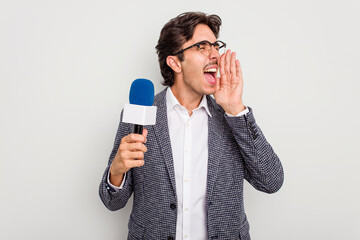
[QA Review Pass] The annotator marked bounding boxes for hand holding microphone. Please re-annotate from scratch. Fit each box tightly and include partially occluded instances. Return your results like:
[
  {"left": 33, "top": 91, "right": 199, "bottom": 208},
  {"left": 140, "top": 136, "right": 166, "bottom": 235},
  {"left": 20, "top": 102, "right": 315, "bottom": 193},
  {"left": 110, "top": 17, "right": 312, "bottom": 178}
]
[
  {"left": 109, "top": 79, "right": 157, "bottom": 186},
  {"left": 110, "top": 129, "right": 148, "bottom": 186}
]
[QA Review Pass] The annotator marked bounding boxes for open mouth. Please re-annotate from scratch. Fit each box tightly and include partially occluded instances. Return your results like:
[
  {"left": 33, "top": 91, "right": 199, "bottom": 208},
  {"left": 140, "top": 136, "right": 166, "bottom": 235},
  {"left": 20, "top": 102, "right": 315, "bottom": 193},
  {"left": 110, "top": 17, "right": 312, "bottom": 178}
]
[{"left": 204, "top": 67, "right": 217, "bottom": 85}]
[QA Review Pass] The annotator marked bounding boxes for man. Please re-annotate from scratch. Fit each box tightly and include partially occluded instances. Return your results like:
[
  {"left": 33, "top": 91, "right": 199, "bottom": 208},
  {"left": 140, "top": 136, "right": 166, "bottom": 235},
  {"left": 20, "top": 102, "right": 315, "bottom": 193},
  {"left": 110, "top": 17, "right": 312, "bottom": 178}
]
[{"left": 99, "top": 12, "right": 284, "bottom": 240}]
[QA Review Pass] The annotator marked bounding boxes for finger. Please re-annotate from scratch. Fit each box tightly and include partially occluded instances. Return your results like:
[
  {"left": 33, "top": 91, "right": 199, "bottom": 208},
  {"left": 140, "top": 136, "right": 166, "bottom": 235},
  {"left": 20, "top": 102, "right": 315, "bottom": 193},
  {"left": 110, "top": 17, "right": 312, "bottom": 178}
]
[
  {"left": 133, "top": 160, "right": 145, "bottom": 167},
  {"left": 122, "top": 133, "right": 146, "bottom": 144},
  {"left": 225, "top": 49, "right": 231, "bottom": 76},
  {"left": 236, "top": 59, "right": 243, "bottom": 79},
  {"left": 217, "top": 53, "right": 224, "bottom": 90},
  {"left": 217, "top": 52, "right": 222, "bottom": 66},
  {"left": 122, "top": 150, "right": 145, "bottom": 161},
  {"left": 124, "top": 159, "right": 145, "bottom": 169},
  {"left": 230, "top": 52, "right": 237, "bottom": 81},
  {"left": 219, "top": 52, "right": 226, "bottom": 82},
  {"left": 127, "top": 142, "right": 148, "bottom": 152}
]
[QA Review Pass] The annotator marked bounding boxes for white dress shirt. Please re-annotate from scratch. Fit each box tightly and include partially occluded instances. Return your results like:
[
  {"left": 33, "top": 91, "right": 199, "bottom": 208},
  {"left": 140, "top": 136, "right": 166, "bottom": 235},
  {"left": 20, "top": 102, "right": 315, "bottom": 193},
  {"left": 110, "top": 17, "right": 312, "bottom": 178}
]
[{"left": 166, "top": 87, "right": 211, "bottom": 240}]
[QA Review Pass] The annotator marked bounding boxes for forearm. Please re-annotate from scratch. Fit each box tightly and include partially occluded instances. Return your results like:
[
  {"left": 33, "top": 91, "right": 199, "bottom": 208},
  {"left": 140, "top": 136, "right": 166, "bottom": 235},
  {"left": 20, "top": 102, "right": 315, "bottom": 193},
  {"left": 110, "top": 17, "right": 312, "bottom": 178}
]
[
  {"left": 99, "top": 110, "right": 133, "bottom": 210},
  {"left": 225, "top": 107, "right": 284, "bottom": 193}
]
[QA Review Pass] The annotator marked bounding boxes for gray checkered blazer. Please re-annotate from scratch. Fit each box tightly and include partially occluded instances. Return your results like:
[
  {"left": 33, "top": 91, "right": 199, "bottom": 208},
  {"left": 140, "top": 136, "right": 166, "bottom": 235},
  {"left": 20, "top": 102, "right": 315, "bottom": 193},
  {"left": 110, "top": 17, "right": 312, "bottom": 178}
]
[{"left": 99, "top": 88, "right": 284, "bottom": 240}]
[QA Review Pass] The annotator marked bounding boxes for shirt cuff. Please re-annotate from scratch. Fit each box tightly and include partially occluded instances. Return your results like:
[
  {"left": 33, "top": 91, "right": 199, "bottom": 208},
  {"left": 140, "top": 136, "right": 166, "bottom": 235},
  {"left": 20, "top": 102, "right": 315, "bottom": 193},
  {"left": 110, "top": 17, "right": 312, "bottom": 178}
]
[
  {"left": 107, "top": 170, "right": 126, "bottom": 192},
  {"left": 225, "top": 106, "right": 249, "bottom": 117}
]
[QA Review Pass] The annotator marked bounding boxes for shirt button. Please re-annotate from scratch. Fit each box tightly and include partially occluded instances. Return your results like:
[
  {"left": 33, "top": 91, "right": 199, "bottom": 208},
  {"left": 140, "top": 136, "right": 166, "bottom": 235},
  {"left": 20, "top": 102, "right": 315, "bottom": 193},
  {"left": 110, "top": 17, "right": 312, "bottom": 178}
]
[
  {"left": 184, "top": 178, "right": 189, "bottom": 182},
  {"left": 186, "top": 122, "right": 190, "bottom": 127},
  {"left": 184, "top": 234, "right": 188, "bottom": 238},
  {"left": 184, "top": 208, "right": 189, "bottom": 211}
]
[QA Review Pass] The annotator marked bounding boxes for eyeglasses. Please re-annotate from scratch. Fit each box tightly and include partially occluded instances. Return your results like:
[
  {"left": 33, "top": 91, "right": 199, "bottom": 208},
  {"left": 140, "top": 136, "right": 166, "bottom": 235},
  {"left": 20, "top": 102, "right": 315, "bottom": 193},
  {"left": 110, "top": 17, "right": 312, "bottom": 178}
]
[{"left": 173, "top": 40, "right": 226, "bottom": 56}]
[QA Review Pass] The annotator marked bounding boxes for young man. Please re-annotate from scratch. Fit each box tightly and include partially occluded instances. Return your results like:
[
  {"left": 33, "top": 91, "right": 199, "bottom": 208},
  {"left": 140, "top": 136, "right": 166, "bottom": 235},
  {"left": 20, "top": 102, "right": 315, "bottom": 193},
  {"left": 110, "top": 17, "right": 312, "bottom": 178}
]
[{"left": 99, "top": 12, "right": 284, "bottom": 240}]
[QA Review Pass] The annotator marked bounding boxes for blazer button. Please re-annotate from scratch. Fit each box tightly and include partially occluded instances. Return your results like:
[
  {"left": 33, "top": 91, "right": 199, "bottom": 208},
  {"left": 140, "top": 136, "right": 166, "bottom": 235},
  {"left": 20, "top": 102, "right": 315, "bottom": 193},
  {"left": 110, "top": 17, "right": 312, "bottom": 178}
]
[
  {"left": 167, "top": 236, "right": 174, "bottom": 240},
  {"left": 170, "top": 203, "right": 176, "bottom": 210}
]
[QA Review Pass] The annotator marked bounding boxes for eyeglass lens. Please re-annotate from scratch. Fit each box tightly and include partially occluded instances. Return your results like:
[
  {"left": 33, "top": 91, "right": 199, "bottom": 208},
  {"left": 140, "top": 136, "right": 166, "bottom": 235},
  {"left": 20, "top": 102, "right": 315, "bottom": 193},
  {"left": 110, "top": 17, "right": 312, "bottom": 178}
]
[{"left": 199, "top": 41, "right": 225, "bottom": 55}]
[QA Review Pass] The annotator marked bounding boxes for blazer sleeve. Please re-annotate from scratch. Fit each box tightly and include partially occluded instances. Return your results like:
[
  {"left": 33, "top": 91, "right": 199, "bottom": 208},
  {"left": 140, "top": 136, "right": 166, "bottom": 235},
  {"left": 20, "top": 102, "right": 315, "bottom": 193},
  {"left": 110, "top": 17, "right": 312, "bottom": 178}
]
[
  {"left": 99, "top": 110, "right": 133, "bottom": 211},
  {"left": 224, "top": 107, "right": 284, "bottom": 193}
]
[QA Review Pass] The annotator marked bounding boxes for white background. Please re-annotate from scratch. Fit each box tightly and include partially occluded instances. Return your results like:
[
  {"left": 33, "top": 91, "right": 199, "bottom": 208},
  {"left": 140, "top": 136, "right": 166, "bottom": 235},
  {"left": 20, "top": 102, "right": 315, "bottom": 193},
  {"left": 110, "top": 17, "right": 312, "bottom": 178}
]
[{"left": 1, "top": 0, "right": 359, "bottom": 239}]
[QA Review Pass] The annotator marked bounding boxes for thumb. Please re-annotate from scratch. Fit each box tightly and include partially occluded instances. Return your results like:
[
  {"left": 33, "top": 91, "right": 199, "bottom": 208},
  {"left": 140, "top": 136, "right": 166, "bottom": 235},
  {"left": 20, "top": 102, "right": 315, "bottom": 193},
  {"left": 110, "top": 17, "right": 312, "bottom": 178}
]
[
  {"left": 216, "top": 77, "right": 221, "bottom": 92},
  {"left": 143, "top": 128, "right": 148, "bottom": 142}
]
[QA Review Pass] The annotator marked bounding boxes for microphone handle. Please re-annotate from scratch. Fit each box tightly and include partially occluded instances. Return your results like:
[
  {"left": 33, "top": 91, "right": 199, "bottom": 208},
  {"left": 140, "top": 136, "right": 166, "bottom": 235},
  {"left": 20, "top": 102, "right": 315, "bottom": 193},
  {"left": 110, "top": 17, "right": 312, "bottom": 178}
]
[{"left": 133, "top": 124, "right": 143, "bottom": 134}]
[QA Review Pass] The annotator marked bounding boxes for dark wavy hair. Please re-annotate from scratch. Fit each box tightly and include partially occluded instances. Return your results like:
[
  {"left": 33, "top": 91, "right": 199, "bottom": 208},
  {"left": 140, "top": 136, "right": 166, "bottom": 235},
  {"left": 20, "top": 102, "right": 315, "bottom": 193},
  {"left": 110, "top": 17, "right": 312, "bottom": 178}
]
[{"left": 155, "top": 12, "right": 222, "bottom": 87}]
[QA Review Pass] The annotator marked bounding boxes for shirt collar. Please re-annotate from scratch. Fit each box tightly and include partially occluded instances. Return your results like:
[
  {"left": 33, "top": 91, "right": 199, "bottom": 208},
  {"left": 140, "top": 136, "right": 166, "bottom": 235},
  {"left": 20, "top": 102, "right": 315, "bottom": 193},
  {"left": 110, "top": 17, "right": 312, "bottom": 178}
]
[{"left": 166, "top": 87, "right": 212, "bottom": 117}]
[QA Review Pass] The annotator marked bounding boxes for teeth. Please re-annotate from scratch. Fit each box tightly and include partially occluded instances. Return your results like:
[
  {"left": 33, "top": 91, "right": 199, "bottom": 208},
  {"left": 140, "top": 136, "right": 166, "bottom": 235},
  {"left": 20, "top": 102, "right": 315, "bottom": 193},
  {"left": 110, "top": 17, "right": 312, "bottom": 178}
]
[{"left": 204, "top": 68, "right": 217, "bottom": 73}]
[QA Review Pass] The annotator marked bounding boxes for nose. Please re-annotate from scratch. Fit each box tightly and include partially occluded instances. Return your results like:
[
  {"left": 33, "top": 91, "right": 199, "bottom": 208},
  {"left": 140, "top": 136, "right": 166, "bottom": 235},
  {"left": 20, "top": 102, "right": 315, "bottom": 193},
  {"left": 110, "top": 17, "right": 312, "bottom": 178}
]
[{"left": 208, "top": 46, "right": 220, "bottom": 60}]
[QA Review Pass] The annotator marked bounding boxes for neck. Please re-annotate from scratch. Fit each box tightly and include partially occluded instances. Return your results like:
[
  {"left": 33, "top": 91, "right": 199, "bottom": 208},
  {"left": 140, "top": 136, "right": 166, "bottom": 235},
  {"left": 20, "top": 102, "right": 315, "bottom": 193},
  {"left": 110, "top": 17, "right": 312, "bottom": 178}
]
[{"left": 170, "top": 85, "right": 203, "bottom": 116}]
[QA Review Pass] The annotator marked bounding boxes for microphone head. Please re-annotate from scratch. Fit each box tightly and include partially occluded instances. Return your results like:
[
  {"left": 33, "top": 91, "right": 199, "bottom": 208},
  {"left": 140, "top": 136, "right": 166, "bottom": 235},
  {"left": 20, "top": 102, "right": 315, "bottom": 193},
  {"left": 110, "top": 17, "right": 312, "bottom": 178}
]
[{"left": 129, "top": 78, "right": 155, "bottom": 106}]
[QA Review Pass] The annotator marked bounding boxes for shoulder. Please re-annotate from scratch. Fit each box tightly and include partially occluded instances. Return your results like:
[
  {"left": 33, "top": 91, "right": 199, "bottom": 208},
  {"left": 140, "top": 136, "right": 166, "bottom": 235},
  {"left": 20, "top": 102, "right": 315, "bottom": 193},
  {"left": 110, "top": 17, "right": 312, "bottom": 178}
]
[{"left": 153, "top": 88, "right": 167, "bottom": 107}]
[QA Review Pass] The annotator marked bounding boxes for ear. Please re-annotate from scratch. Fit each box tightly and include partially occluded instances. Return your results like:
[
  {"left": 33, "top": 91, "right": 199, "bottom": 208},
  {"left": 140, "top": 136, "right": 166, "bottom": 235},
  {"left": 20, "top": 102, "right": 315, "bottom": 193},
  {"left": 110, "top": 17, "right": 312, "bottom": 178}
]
[{"left": 166, "top": 55, "right": 182, "bottom": 73}]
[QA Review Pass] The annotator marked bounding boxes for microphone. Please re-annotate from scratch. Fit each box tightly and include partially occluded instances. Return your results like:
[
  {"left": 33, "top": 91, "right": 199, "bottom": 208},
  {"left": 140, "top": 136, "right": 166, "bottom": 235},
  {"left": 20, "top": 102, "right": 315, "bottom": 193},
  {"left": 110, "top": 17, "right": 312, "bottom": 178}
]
[{"left": 122, "top": 79, "right": 157, "bottom": 134}]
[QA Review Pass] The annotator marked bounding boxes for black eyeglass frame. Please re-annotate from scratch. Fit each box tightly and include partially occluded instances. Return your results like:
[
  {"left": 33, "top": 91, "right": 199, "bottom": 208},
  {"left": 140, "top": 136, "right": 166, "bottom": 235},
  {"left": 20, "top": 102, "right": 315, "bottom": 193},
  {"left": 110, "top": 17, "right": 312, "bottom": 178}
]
[{"left": 173, "top": 40, "right": 227, "bottom": 56}]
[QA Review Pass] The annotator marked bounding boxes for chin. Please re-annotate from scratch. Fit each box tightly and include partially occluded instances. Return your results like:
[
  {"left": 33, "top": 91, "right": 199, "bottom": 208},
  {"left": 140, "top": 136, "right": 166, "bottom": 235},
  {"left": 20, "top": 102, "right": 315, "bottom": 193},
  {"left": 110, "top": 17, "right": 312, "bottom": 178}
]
[{"left": 202, "top": 85, "right": 216, "bottom": 96}]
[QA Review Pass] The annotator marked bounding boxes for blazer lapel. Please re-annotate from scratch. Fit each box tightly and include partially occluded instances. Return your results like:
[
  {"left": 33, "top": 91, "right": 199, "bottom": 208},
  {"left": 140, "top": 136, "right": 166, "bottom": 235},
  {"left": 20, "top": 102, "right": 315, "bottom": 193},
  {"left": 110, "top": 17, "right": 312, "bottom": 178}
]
[
  {"left": 152, "top": 89, "right": 177, "bottom": 196},
  {"left": 206, "top": 97, "right": 225, "bottom": 200}
]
